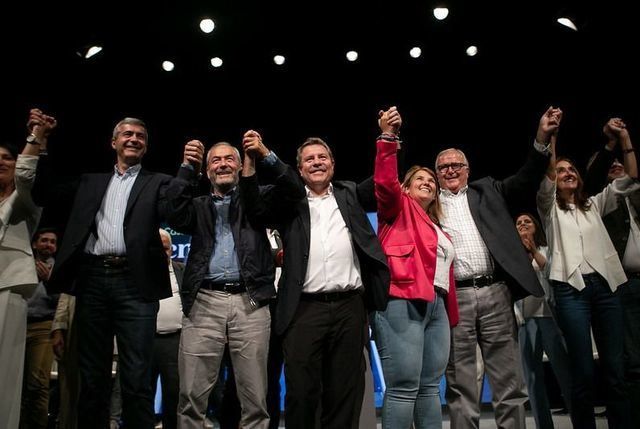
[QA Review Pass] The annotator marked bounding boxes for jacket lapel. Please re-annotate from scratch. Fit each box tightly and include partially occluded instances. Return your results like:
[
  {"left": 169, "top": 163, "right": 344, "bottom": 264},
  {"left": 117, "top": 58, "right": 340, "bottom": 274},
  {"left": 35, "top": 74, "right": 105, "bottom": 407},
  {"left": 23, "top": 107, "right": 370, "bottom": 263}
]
[
  {"left": 333, "top": 185, "right": 353, "bottom": 230},
  {"left": 124, "top": 169, "right": 151, "bottom": 221}
]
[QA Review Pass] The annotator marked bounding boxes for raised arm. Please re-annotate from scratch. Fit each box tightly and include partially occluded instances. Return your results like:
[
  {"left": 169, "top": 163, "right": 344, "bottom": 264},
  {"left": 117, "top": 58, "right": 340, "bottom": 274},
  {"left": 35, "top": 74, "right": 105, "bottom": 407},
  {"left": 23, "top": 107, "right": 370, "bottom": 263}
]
[
  {"left": 165, "top": 140, "right": 204, "bottom": 234},
  {"left": 240, "top": 130, "right": 305, "bottom": 226},
  {"left": 374, "top": 106, "right": 403, "bottom": 223},
  {"left": 501, "top": 106, "right": 561, "bottom": 201}
]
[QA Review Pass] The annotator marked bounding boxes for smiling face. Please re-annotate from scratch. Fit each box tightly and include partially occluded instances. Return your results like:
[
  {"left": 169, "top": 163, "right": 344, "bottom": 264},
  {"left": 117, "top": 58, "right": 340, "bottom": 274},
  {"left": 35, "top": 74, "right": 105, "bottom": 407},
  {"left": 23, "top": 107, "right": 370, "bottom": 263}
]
[
  {"left": 556, "top": 159, "right": 580, "bottom": 194},
  {"left": 298, "top": 143, "right": 335, "bottom": 194},
  {"left": 206, "top": 143, "right": 241, "bottom": 196},
  {"left": 436, "top": 149, "right": 469, "bottom": 194},
  {"left": 516, "top": 214, "right": 536, "bottom": 238},
  {"left": 111, "top": 123, "right": 148, "bottom": 167},
  {"left": 404, "top": 168, "right": 438, "bottom": 209},
  {"left": 32, "top": 232, "right": 58, "bottom": 260}
]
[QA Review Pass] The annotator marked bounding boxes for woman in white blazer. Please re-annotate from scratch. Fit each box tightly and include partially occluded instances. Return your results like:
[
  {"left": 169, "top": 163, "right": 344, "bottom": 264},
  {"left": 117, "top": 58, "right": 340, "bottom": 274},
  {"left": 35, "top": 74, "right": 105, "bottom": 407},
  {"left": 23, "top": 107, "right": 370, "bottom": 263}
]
[
  {"left": 537, "top": 132, "right": 638, "bottom": 429},
  {"left": 0, "top": 109, "right": 56, "bottom": 429}
]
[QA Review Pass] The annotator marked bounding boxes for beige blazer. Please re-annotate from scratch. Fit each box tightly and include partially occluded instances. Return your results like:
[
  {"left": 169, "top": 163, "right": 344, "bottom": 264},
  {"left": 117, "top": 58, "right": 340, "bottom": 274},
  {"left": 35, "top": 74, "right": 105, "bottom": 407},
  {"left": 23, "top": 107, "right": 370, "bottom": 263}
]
[{"left": 0, "top": 155, "right": 41, "bottom": 297}]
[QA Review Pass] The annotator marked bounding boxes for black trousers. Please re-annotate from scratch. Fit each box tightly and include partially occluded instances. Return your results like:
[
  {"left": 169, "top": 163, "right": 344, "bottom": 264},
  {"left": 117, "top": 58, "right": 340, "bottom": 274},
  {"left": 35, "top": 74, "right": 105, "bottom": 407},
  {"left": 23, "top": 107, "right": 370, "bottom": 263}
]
[{"left": 282, "top": 294, "right": 366, "bottom": 429}]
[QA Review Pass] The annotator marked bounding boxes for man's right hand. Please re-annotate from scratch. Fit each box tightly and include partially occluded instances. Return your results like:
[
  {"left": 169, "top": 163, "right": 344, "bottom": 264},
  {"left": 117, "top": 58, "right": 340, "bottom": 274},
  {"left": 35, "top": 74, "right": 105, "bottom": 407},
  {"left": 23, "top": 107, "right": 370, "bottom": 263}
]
[{"left": 183, "top": 140, "right": 205, "bottom": 171}]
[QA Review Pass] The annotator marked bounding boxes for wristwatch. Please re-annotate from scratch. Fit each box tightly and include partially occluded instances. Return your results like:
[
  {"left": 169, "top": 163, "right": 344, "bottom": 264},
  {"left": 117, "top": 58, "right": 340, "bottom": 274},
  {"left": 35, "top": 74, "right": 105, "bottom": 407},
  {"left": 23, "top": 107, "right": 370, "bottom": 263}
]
[{"left": 26, "top": 133, "right": 40, "bottom": 145}]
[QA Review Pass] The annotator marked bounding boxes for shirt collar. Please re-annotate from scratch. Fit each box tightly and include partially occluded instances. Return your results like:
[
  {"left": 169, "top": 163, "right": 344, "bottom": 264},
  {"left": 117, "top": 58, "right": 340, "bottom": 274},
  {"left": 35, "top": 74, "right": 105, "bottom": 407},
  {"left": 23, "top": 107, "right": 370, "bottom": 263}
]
[
  {"left": 211, "top": 188, "right": 235, "bottom": 202},
  {"left": 113, "top": 163, "right": 142, "bottom": 178},
  {"left": 441, "top": 185, "right": 468, "bottom": 197},
  {"left": 305, "top": 183, "right": 333, "bottom": 199}
]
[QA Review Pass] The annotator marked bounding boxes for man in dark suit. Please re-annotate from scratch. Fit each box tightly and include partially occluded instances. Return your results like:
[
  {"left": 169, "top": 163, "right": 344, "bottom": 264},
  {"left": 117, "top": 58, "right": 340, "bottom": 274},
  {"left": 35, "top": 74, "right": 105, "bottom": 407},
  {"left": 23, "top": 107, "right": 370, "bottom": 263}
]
[
  {"left": 240, "top": 136, "right": 390, "bottom": 428},
  {"left": 32, "top": 117, "right": 172, "bottom": 429},
  {"left": 437, "top": 107, "right": 562, "bottom": 429}
]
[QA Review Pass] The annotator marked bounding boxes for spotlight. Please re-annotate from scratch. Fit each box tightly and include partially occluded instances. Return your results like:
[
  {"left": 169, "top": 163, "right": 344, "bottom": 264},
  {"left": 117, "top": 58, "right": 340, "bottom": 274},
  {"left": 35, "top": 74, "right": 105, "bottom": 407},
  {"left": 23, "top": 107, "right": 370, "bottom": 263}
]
[
  {"left": 433, "top": 7, "right": 449, "bottom": 21},
  {"left": 210, "top": 57, "right": 223, "bottom": 68},
  {"left": 200, "top": 18, "right": 215, "bottom": 33},
  {"left": 409, "top": 47, "right": 422, "bottom": 58},
  {"left": 346, "top": 50, "right": 358, "bottom": 62},
  {"left": 273, "top": 55, "right": 286, "bottom": 65},
  {"left": 162, "top": 61, "right": 175, "bottom": 72},
  {"left": 466, "top": 45, "right": 478, "bottom": 56}
]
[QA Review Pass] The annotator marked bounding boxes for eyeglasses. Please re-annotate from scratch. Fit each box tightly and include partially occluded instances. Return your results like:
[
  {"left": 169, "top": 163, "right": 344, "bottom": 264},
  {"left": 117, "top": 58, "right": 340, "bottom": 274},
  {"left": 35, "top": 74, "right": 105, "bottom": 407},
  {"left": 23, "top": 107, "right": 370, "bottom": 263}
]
[{"left": 436, "top": 162, "right": 467, "bottom": 174}]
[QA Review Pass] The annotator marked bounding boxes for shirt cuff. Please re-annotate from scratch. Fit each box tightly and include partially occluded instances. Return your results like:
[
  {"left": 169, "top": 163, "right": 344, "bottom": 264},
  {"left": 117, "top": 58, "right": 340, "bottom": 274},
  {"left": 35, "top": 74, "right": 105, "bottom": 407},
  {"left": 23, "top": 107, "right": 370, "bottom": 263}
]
[
  {"left": 533, "top": 139, "right": 551, "bottom": 155},
  {"left": 261, "top": 151, "right": 278, "bottom": 166},
  {"left": 180, "top": 162, "right": 195, "bottom": 171}
]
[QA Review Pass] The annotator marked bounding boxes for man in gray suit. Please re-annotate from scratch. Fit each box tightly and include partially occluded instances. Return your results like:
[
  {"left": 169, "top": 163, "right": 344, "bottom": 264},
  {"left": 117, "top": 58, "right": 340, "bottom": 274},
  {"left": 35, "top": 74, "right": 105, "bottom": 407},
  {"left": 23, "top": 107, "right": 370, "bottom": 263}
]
[{"left": 438, "top": 107, "right": 562, "bottom": 429}]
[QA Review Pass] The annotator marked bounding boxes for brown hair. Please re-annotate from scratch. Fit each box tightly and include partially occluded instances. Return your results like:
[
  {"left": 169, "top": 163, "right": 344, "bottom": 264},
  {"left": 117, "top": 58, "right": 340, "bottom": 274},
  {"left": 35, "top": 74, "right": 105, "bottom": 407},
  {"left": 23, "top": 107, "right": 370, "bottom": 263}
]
[
  {"left": 555, "top": 157, "right": 591, "bottom": 212},
  {"left": 402, "top": 165, "right": 443, "bottom": 224}
]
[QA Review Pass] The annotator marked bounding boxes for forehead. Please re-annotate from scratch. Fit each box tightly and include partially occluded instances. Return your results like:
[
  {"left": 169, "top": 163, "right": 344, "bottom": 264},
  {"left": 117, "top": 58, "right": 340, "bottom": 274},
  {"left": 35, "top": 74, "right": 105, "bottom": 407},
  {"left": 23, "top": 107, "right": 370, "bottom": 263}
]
[
  {"left": 556, "top": 160, "right": 573, "bottom": 168},
  {"left": 516, "top": 214, "right": 532, "bottom": 222},
  {"left": 0, "top": 147, "right": 15, "bottom": 158},
  {"left": 301, "top": 144, "right": 331, "bottom": 158},
  {"left": 413, "top": 170, "right": 436, "bottom": 181},
  {"left": 117, "top": 123, "right": 146, "bottom": 135},
  {"left": 37, "top": 232, "right": 57, "bottom": 241},
  {"left": 437, "top": 151, "right": 464, "bottom": 164},
  {"left": 208, "top": 145, "right": 238, "bottom": 161}
]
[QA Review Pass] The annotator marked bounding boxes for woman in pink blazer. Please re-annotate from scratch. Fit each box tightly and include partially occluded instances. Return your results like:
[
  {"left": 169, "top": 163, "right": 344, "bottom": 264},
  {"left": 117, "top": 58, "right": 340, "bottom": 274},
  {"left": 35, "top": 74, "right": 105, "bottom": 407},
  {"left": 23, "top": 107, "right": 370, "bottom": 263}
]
[{"left": 373, "top": 106, "right": 458, "bottom": 429}]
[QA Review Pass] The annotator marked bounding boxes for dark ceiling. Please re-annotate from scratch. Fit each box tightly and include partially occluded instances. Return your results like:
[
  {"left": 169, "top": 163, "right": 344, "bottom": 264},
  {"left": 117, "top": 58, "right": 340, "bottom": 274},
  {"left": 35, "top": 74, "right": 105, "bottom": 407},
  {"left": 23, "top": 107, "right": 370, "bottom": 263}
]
[{"left": 2, "top": 0, "right": 638, "bottom": 185}]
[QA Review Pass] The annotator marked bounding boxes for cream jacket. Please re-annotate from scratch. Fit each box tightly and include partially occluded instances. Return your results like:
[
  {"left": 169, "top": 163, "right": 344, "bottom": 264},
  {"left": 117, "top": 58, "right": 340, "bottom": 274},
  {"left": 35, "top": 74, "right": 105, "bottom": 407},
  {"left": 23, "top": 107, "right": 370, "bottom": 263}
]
[
  {"left": 537, "top": 175, "right": 639, "bottom": 292},
  {"left": 0, "top": 155, "right": 41, "bottom": 296}
]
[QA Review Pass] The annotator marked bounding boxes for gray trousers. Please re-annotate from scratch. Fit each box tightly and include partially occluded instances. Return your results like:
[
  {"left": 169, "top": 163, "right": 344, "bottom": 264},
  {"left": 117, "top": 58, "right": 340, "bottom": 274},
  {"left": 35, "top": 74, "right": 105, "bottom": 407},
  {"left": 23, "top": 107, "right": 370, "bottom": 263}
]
[
  {"left": 0, "top": 291, "right": 27, "bottom": 429},
  {"left": 177, "top": 289, "right": 270, "bottom": 429},
  {"left": 445, "top": 283, "right": 528, "bottom": 429}
]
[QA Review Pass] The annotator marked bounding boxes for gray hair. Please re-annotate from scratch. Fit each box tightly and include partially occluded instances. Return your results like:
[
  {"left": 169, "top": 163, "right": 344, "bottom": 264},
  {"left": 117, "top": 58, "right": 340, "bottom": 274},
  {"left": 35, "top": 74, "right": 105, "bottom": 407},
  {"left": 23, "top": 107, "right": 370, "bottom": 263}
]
[
  {"left": 296, "top": 137, "right": 334, "bottom": 166},
  {"left": 112, "top": 117, "right": 148, "bottom": 141},
  {"left": 206, "top": 142, "right": 242, "bottom": 165},
  {"left": 159, "top": 228, "right": 172, "bottom": 245},
  {"left": 435, "top": 148, "right": 469, "bottom": 170}
]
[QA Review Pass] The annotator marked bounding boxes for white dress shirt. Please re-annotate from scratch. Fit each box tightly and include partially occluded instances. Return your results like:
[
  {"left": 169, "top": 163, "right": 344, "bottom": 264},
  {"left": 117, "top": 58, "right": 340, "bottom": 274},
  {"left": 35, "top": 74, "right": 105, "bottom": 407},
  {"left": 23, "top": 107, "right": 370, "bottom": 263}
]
[
  {"left": 303, "top": 185, "right": 363, "bottom": 293},
  {"left": 439, "top": 186, "right": 494, "bottom": 281}
]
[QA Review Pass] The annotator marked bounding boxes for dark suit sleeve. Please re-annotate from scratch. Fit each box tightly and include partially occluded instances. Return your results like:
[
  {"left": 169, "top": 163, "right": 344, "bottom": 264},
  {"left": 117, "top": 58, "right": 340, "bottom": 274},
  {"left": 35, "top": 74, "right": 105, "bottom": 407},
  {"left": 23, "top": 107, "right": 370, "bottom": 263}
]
[
  {"left": 498, "top": 147, "right": 550, "bottom": 206},
  {"left": 584, "top": 149, "right": 615, "bottom": 196},
  {"left": 239, "top": 157, "right": 305, "bottom": 227},
  {"left": 165, "top": 166, "right": 199, "bottom": 234}
]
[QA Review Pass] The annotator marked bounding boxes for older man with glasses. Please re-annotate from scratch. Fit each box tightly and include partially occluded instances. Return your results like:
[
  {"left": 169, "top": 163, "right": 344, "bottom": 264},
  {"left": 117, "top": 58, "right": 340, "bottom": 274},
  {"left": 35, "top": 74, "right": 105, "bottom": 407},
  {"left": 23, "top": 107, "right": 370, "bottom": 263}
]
[{"left": 436, "top": 106, "right": 563, "bottom": 429}]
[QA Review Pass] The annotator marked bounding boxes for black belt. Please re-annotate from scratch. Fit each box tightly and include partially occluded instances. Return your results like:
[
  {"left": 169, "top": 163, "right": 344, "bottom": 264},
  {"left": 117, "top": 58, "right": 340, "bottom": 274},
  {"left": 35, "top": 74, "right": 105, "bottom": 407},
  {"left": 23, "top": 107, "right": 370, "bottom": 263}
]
[
  {"left": 200, "top": 280, "right": 246, "bottom": 294},
  {"left": 83, "top": 254, "right": 128, "bottom": 267},
  {"left": 456, "top": 274, "right": 498, "bottom": 289},
  {"left": 300, "top": 289, "right": 362, "bottom": 302}
]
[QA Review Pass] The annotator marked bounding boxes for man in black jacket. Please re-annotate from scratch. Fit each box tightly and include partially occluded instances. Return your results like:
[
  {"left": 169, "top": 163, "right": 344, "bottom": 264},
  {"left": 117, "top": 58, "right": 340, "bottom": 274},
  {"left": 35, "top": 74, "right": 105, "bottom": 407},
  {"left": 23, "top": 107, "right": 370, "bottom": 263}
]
[
  {"left": 240, "top": 135, "right": 390, "bottom": 429},
  {"left": 32, "top": 116, "right": 172, "bottom": 429},
  {"left": 167, "top": 132, "right": 303, "bottom": 429}
]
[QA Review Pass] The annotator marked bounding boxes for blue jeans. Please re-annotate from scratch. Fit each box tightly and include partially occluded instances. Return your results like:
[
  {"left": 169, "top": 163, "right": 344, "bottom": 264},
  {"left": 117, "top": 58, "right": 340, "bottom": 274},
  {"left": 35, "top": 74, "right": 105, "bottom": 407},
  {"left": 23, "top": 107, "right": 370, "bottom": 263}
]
[
  {"left": 76, "top": 261, "right": 159, "bottom": 429},
  {"left": 553, "top": 273, "right": 631, "bottom": 429},
  {"left": 373, "top": 296, "right": 450, "bottom": 429}
]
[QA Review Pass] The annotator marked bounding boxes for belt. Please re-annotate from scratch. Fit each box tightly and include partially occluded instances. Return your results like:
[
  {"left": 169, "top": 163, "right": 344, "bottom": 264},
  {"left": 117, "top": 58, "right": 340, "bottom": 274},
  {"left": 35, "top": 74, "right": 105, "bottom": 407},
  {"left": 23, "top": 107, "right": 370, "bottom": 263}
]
[
  {"left": 300, "top": 289, "right": 362, "bottom": 302},
  {"left": 84, "top": 254, "right": 128, "bottom": 267},
  {"left": 456, "top": 274, "right": 498, "bottom": 289},
  {"left": 200, "top": 280, "right": 246, "bottom": 294}
]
